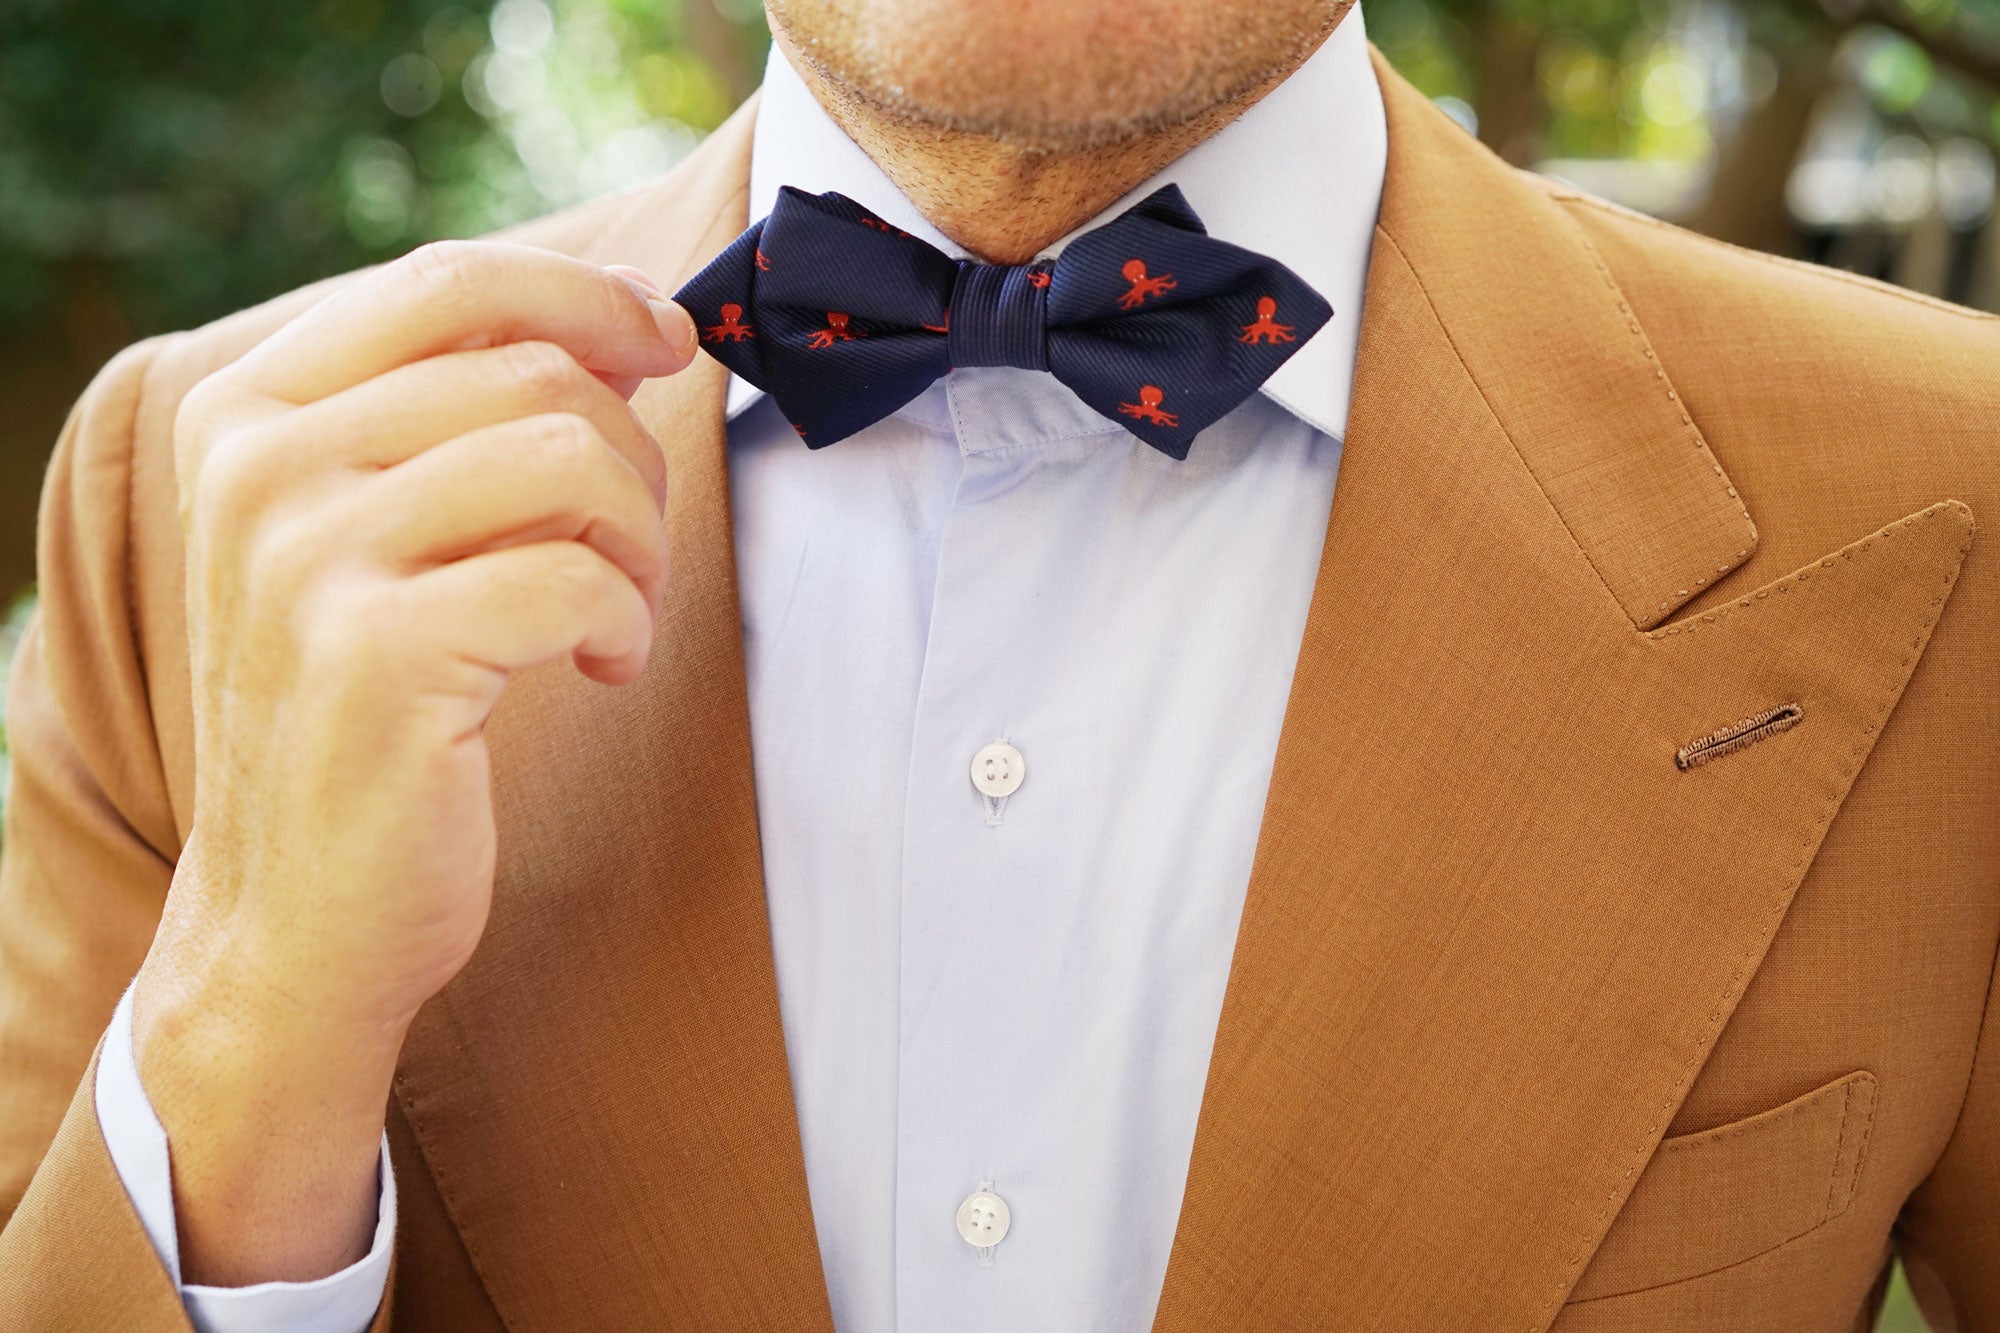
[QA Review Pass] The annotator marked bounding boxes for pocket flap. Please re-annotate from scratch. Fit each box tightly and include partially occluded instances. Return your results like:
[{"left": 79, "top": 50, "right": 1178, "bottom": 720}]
[{"left": 1569, "top": 1070, "right": 1877, "bottom": 1302}]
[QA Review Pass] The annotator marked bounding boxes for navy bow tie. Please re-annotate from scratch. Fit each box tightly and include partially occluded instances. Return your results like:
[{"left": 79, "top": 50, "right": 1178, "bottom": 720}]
[{"left": 671, "top": 183, "right": 1331, "bottom": 460}]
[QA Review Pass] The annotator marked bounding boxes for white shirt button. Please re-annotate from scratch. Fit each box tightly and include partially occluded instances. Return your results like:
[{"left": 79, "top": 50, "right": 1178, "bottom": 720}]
[
  {"left": 956, "top": 1189, "right": 1011, "bottom": 1247},
  {"left": 970, "top": 741, "right": 1025, "bottom": 798}
]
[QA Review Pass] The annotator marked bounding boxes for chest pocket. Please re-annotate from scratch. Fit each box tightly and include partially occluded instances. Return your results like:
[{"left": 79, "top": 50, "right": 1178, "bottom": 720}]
[{"left": 1568, "top": 1070, "right": 1877, "bottom": 1302}]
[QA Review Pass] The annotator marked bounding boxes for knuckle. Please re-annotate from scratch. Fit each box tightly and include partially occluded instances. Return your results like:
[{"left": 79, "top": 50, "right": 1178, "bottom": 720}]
[
  {"left": 172, "top": 373, "right": 228, "bottom": 448},
  {"left": 172, "top": 374, "right": 248, "bottom": 490},
  {"left": 503, "top": 338, "right": 588, "bottom": 403},
  {"left": 395, "top": 240, "right": 491, "bottom": 324},
  {"left": 304, "top": 581, "right": 394, "bottom": 677},
  {"left": 527, "top": 410, "right": 603, "bottom": 469},
  {"left": 623, "top": 419, "right": 669, "bottom": 500},
  {"left": 544, "top": 541, "right": 616, "bottom": 603},
  {"left": 189, "top": 426, "right": 274, "bottom": 536},
  {"left": 597, "top": 265, "right": 655, "bottom": 328},
  {"left": 398, "top": 238, "right": 485, "bottom": 292},
  {"left": 244, "top": 509, "right": 323, "bottom": 600}
]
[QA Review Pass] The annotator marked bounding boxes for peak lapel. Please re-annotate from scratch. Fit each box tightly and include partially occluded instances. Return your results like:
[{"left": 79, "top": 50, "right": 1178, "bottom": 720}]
[
  {"left": 390, "top": 98, "right": 834, "bottom": 1331},
  {"left": 1152, "top": 50, "right": 1973, "bottom": 1332}
]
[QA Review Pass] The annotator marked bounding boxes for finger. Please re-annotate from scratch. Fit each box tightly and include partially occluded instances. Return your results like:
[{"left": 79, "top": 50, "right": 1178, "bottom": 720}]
[
  {"left": 335, "top": 412, "right": 668, "bottom": 616},
  {"left": 269, "top": 339, "right": 669, "bottom": 510},
  {"left": 227, "top": 242, "right": 698, "bottom": 404},
  {"left": 595, "top": 265, "right": 665, "bottom": 400},
  {"left": 593, "top": 370, "right": 646, "bottom": 401},
  {"left": 400, "top": 539, "right": 656, "bottom": 686},
  {"left": 603, "top": 263, "right": 663, "bottom": 297}
]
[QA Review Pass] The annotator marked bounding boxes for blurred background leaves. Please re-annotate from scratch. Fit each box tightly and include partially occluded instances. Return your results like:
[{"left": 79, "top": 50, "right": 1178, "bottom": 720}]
[
  {"left": 0, "top": 0, "right": 762, "bottom": 337},
  {"left": 0, "top": 4, "right": 1988, "bottom": 1322},
  {"left": 1370, "top": 0, "right": 2000, "bottom": 282}
]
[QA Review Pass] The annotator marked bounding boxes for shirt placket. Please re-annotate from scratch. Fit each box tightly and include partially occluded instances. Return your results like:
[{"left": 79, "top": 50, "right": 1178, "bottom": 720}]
[{"left": 892, "top": 372, "right": 1115, "bottom": 1330}]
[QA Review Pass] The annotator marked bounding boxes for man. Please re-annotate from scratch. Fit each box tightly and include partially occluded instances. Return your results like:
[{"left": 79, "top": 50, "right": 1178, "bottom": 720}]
[{"left": 1, "top": 0, "right": 1997, "bottom": 1326}]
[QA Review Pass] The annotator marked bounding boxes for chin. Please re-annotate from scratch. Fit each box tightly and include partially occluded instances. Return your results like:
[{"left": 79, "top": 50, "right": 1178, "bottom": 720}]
[{"left": 767, "top": 0, "right": 1349, "bottom": 148}]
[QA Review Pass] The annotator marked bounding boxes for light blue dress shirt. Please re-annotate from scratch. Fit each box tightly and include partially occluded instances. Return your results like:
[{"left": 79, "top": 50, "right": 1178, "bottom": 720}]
[{"left": 94, "top": 7, "right": 1387, "bottom": 1329}]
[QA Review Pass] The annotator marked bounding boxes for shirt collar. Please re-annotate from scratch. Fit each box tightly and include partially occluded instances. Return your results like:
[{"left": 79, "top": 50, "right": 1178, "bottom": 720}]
[{"left": 724, "top": 3, "right": 1386, "bottom": 444}]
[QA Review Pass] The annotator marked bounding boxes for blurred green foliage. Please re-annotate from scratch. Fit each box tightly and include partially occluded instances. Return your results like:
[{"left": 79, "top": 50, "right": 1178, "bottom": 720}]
[
  {"left": 0, "top": 0, "right": 766, "bottom": 338},
  {"left": 1882, "top": 1262, "right": 1928, "bottom": 1331}
]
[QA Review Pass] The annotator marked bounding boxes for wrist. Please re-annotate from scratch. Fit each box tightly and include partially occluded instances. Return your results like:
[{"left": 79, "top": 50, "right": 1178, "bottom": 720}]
[
  {"left": 133, "top": 950, "right": 409, "bottom": 1120},
  {"left": 131, "top": 941, "right": 405, "bottom": 1284}
]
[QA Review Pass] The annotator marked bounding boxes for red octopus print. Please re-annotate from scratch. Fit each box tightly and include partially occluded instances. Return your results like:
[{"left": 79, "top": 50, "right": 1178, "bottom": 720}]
[
  {"left": 1117, "top": 384, "right": 1179, "bottom": 427},
  {"left": 1237, "top": 296, "right": 1298, "bottom": 345},
  {"left": 702, "top": 303, "right": 755, "bottom": 342},
  {"left": 922, "top": 308, "right": 950, "bottom": 334},
  {"left": 1026, "top": 267, "right": 1052, "bottom": 289},
  {"left": 755, "top": 247, "right": 771, "bottom": 271},
  {"left": 860, "top": 215, "right": 911, "bottom": 238},
  {"left": 807, "top": 311, "right": 864, "bottom": 348},
  {"left": 1116, "top": 258, "right": 1177, "bottom": 310}
]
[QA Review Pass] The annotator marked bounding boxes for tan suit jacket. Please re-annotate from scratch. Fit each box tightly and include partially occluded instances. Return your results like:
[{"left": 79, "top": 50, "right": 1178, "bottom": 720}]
[{"left": 2, "top": 48, "right": 1998, "bottom": 1332}]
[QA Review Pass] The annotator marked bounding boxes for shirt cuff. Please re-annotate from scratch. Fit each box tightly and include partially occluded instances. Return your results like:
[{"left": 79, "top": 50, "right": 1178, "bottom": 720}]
[{"left": 94, "top": 980, "right": 397, "bottom": 1333}]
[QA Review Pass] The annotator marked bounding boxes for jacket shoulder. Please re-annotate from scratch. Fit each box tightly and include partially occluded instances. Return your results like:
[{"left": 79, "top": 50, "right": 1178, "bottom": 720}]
[
  {"left": 1551, "top": 181, "right": 2000, "bottom": 423},
  {"left": 1549, "top": 178, "right": 1999, "bottom": 625},
  {"left": 1558, "top": 181, "right": 1997, "bottom": 326},
  {"left": 1552, "top": 178, "right": 1999, "bottom": 509}
]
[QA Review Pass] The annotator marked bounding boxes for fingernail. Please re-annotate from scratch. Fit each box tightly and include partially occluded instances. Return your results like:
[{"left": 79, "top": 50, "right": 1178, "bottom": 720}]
[{"left": 650, "top": 298, "right": 697, "bottom": 353}]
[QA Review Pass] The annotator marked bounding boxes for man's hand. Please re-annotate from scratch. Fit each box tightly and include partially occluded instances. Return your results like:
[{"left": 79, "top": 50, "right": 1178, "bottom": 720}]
[{"left": 129, "top": 240, "right": 699, "bottom": 1287}]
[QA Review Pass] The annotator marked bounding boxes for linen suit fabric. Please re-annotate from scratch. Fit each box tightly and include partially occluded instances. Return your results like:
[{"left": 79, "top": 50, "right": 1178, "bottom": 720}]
[{"left": 2, "top": 46, "right": 1999, "bottom": 1333}]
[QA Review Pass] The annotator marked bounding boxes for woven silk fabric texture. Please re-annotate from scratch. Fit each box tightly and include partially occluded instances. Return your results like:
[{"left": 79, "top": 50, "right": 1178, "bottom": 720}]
[{"left": 672, "top": 183, "right": 1333, "bottom": 459}]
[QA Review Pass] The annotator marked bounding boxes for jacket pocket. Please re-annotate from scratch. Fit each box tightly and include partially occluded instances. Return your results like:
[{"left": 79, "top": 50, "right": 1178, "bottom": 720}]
[{"left": 1567, "top": 1070, "right": 1877, "bottom": 1302}]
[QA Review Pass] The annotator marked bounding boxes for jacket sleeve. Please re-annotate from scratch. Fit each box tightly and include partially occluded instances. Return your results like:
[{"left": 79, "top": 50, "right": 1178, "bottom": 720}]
[
  {"left": 1896, "top": 933, "right": 2000, "bottom": 1328},
  {"left": 0, "top": 337, "right": 395, "bottom": 1332}
]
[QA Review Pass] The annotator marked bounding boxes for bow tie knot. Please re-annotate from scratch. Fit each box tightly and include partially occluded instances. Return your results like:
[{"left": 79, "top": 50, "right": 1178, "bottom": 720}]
[
  {"left": 948, "top": 261, "right": 1052, "bottom": 373},
  {"left": 675, "top": 182, "right": 1330, "bottom": 459}
]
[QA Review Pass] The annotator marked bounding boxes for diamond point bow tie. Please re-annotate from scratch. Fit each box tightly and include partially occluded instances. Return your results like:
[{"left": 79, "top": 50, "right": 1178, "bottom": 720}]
[{"left": 671, "top": 183, "right": 1332, "bottom": 460}]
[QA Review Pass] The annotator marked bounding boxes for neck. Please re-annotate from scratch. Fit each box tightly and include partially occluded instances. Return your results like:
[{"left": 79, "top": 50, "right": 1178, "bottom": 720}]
[{"left": 769, "top": 23, "right": 1331, "bottom": 266}]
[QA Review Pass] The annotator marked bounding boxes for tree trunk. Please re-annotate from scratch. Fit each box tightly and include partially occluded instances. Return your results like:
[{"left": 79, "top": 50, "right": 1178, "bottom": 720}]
[
  {"left": 1473, "top": 11, "right": 1546, "bottom": 166},
  {"left": 1684, "top": 42, "right": 1831, "bottom": 254}
]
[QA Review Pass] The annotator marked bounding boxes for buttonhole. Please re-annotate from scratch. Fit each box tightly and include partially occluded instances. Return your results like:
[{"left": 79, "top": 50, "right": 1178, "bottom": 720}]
[{"left": 1674, "top": 702, "right": 1803, "bottom": 771}]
